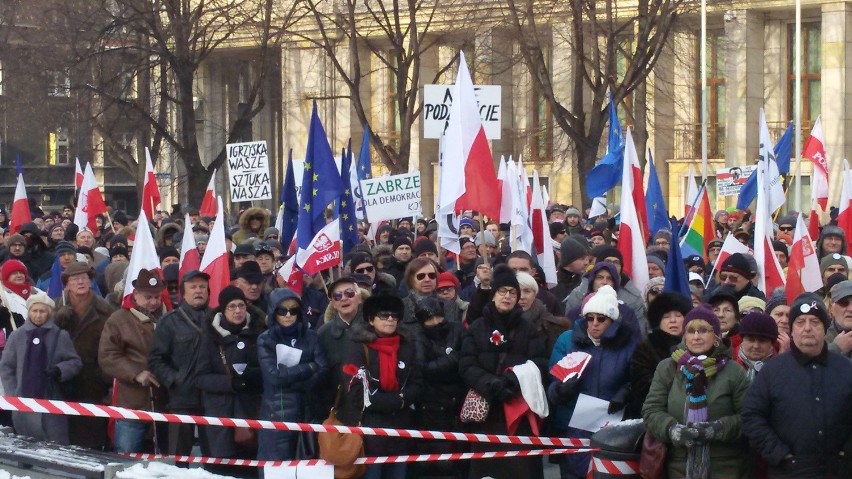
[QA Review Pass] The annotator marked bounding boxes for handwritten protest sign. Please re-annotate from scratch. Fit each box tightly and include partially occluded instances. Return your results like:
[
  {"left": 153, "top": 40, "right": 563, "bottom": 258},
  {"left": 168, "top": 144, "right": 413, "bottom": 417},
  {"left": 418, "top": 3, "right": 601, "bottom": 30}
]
[
  {"left": 360, "top": 172, "right": 422, "bottom": 222},
  {"left": 228, "top": 141, "right": 272, "bottom": 201}
]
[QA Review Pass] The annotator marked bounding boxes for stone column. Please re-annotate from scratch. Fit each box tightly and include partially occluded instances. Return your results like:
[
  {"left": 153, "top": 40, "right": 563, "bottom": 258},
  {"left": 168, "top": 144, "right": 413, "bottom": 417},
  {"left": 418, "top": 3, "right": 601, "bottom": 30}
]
[
  {"left": 724, "top": 9, "right": 765, "bottom": 170},
  {"left": 821, "top": 2, "right": 852, "bottom": 208}
]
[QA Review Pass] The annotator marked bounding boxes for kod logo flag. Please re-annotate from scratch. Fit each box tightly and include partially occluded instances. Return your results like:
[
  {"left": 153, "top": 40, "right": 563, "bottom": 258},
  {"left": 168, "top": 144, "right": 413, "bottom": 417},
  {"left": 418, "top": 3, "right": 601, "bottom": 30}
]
[{"left": 296, "top": 218, "right": 342, "bottom": 275}]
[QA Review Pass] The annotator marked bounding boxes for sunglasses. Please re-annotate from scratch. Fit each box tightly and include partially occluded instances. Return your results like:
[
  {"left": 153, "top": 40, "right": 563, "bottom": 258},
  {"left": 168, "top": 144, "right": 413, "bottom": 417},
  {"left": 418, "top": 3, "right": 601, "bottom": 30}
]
[
  {"left": 332, "top": 288, "right": 357, "bottom": 301},
  {"left": 375, "top": 312, "right": 400, "bottom": 322},
  {"left": 275, "top": 307, "right": 301, "bottom": 317},
  {"left": 836, "top": 297, "right": 851, "bottom": 308},
  {"left": 779, "top": 226, "right": 794, "bottom": 232},
  {"left": 416, "top": 272, "right": 437, "bottom": 281},
  {"left": 584, "top": 314, "right": 610, "bottom": 324},
  {"left": 354, "top": 266, "right": 375, "bottom": 274}
]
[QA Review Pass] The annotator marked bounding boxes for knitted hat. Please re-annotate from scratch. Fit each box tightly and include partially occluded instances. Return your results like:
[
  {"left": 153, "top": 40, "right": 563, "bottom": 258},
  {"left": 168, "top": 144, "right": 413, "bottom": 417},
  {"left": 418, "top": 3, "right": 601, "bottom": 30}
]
[
  {"left": 490, "top": 264, "right": 520, "bottom": 298},
  {"left": 764, "top": 291, "right": 787, "bottom": 315},
  {"left": 234, "top": 261, "right": 264, "bottom": 283},
  {"left": 549, "top": 222, "right": 567, "bottom": 238},
  {"left": 647, "top": 255, "right": 665, "bottom": 272},
  {"left": 474, "top": 231, "right": 496, "bottom": 246},
  {"left": 61, "top": 262, "right": 95, "bottom": 285},
  {"left": 721, "top": 253, "right": 752, "bottom": 278},
  {"left": 684, "top": 255, "right": 705, "bottom": 271},
  {"left": 789, "top": 292, "right": 830, "bottom": 329},
  {"left": 559, "top": 237, "right": 589, "bottom": 267},
  {"left": 772, "top": 240, "right": 789, "bottom": 258},
  {"left": 647, "top": 292, "right": 693, "bottom": 330},
  {"left": 6, "top": 234, "right": 25, "bottom": 247},
  {"left": 348, "top": 252, "right": 374, "bottom": 269},
  {"left": 582, "top": 285, "right": 620, "bottom": 320},
  {"left": 158, "top": 246, "right": 180, "bottom": 262},
  {"left": 740, "top": 312, "right": 779, "bottom": 341},
  {"left": 458, "top": 236, "right": 474, "bottom": 250},
  {"left": 264, "top": 227, "right": 280, "bottom": 239},
  {"left": 392, "top": 236, "right": 412, "bottom": 253},
  {"left": 738, "top": 296, "right": 766, "bottom": 313},
  {"left": 776, "top": 215, "right": 796, "bottom": 229},
  {"left": 820, "top": 225, "right": 845, "bottom": 240},
  {"left": 459, "top": 218, "right": 477, "bottom": 231},
  {"left": 683, "top": 304, "right": 721, "bottom": 337},
  {"left": 819, "top": 253, "right": 847, "bottom": 276},
  {"left": 414, "top": 297, "right": 445, "bottom": 323},
  {"left": 437, "top": 271, "right": 460, "bottom": 290},
  {"left": 233, "top": 243, "right": 256, "bottom": 257},
  {"left": 218, "top": 285, "right": 246, "bottom": 311},
  {"left": 826, "top": 273, "right": 849, "bottom": 294},
  {"left": 591, "top": 245, "right": 623, "bottom": 265},
  {"left": 565, "top": 207, "right": 582, "bottom": 218},
  {"left": 653, "top": 229, "right": 672, "bottom": 244},
  {"left": 26, "top": 292, "right": 54, "bottom": 312},
  {"left": 54, "top": 241, "right": 77, "bottom": 256},
  {"left": 412, "top": 238, "right": 438, "bottom": 257},
  {"left": 1, "top": 260, "right": 27, "bottom": 283},
  {"left": 110, "top": 245, "right": 129, "bottom": 259}
]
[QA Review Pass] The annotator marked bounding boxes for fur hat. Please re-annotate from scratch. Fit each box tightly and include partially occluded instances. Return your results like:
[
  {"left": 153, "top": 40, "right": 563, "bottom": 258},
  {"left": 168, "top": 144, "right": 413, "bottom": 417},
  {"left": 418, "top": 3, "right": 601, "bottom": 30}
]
[
  {"left": 363, "top": 294, "right": 405, "bottom": 321},
  {"left": 26, "top": 292, "right": 55, "bottom": 312},
  {"left": 647, "top": 292, "right": 693, "bottom": 330},
  {"left": 789, "top": 292, "right": 830, "bottom": 329},
  {"left": 582, "top": 285, "right": 620, "bottom": 320},
  {"left": 739, "top": 312, "right": 779, "bottom": 341},
  {"left": 683, "top": 304, "right": 721, "bottom": 337}
]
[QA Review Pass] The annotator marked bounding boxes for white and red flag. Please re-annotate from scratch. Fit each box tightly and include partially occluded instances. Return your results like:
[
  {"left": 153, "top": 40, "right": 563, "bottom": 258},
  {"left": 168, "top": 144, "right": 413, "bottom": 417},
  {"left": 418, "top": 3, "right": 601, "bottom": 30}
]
[
  {"left": 179, "top": 213, "right": 201, "bottom": 286},
  {"left": 754, "top": 157, "right": 786, "bottom": 295},
  {"left": 73, "top": 163, "right": 108, "bottom": 232},
  {"left": 706, "top": 233, "right": 751, "bottom": 283},
  {"left": 531, "top": 170, "right": 557, "bottom": 287},
  {"left": 497, "top": 156, "right": 513, "bottom": 224},
  {"left": 684, "top": 163, "right": 699, "bottom": 221},
  {"left": 199, "top": 196, "right": 229, "bottom": 309},
  {"left": 802, "top": 116, "right": 829, "bottom": 211},
  {"left": 74, "top": 158, "right": 84, "bottom": 192},
  {"left": 199, "top": 171, "right": 217, "bottom": 217},
  {"left": 296, "top": 218, "right": 342, "bottom": 276},
  {"left": 838, "top": 160, "right": 852, "bottom": 239},
  {"left": 808, "top": 197, "right": 821, "bottom": 242},
  {"left": 121, "top": 209, "right": 167, "bottom": 308},
  {"left": 9, "top": 172, "right": 31, "bottom": 234},
  {"left": 277, "top": 255, "right": 304, "bottom": 296},
  {"left": 141, "top": 148, "right": 162, "bottom": 219},
  {"left": 550, "top": 352, "right": 592, "bottom": 382},
  {"left": 786, "top": 213, "right": 822, "bottom": 303},
  {"left": 616, "top": 128, "right": 649, "bottom": 293}
]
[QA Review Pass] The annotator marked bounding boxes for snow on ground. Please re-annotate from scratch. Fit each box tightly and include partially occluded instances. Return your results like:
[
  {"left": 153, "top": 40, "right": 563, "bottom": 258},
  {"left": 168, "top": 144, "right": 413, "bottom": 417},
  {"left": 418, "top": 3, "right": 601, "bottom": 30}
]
[
  {"left": 0, "top": 471, "right": 31, "bottom": 479},
  {"left": 116, "top": 462, "right": 237, "bottom": 479}
]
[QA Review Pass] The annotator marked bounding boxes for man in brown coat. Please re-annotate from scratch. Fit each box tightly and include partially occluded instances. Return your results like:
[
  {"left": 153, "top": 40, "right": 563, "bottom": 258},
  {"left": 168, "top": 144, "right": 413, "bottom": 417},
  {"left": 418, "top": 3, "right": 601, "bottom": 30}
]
[
  {"left": 55, "top": 261, "right": 117, "bottom": 450},
  {"left": 98, "top": 268, "right": 166, "bottom": 453}
]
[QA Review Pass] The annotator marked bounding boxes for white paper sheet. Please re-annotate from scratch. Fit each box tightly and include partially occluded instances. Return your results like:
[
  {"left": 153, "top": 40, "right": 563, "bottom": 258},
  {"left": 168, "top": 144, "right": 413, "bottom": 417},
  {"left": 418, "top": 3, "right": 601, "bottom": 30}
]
[
  {"left": 567, "top": 393, "right": 624, "bottom": 432},
  {"left": 276, "top": 344, "right": 303, "bottom": 367},
  {"left": 264, "top": 464, "right": 334, "bottom": 479}
]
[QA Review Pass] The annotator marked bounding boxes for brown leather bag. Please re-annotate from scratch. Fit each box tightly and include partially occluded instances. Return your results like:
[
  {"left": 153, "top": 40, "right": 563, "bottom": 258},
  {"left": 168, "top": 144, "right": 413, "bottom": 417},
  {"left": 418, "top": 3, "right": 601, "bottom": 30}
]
[{"left": 639, "top": 429, "right": 667, "bottom": 479}]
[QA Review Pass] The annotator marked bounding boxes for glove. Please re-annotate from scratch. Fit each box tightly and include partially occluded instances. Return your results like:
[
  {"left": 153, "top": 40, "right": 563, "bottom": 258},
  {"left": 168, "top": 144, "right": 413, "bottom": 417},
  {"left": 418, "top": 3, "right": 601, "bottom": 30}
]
[
  {"left": 607, "top": 385, "right": 630, "bottom": 414},
  {"left": 231, "top": 376, "right": 248, "bottom": 392},
  {"left": 607, "top": 398, "right": 625, "bottom": 414},
  {"left": 494, "top": 386, "right": 515, "bottom": 402},
  {"left": 503, "top": 371, "right": 521, "bottom": 394},
  {"left": 556, "top": 377, "right": 580, "bottom": 398},
  {"left": 45, "top": 366, "right": 61, "bottom": 380},
  {"left": 669, "top": 423, "right": 700, "bottom": 448},
  {"left": 692, "top": 420, "right": 725, "bottom": 442}
]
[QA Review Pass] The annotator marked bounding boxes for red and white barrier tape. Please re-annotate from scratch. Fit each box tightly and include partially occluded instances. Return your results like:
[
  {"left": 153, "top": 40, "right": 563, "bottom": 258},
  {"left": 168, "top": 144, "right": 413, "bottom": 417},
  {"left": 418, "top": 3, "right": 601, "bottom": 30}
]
[
  {"left": 0, "top": 396, "right": 590, "bottom": 448},
  {"left": 124, "top": 447, "right": 598, "bottom": 467},
  {"left": 588, "top": 456, "right": 640, "bottom": 476}
]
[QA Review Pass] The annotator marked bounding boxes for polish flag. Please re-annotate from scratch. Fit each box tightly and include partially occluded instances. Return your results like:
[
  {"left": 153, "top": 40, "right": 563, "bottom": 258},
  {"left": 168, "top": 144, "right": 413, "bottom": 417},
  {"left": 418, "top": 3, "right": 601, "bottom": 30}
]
[
  {"left": 684, "top": 163, "right": 699, "bottom": 222},
  {"left": 706, "top": 233, "right": 751, "bottom": 283},
  {"left": 9, "top": 173, "right": 31, "bottom": 234},
  {"left": 277, "top": 255, "right": 303, "bottom": 296},
  {"left": 517, "top": 156, "right": 532, "bottom": 212},
  {"left": 626, "top": 139, "right": 649, "bottom": 242},
  {"left": 141, "top": 148, "right": 161, "bottom": 219},
  {"left": 616, "top": 128, "right": 649, "bottom": 293},
  {"left": 121, "top": 210, "right": 166, "bottom": 308},
  {"left": 754, "top": 158, "right": 786, "bottom": 295},
  {"left": 808, "top": 198, "right": 821, "bottom": 242},
  {"left": 531, "top": 170, "right": 557, "bottom": 287},
  {"left": 447, "top": 51, "right": 500, "bottom": 221},
  {"left": 199, "top": 171, "right": 217, "bottom": 217},
  {"left": 178, "top": 212, "right": 201, "bottom": 301},
  {"left": 802, "top": 116, "right": 829, "bottom": 211},
  {"left": 296, "top": 218, "right": 342, "bottom": 276},
  {"left": 497, "top": 156, "right": 513, "bottom": 224},
  {"left": 199, "top": 196, "right": 230, "bottom": 309},
  {"left": 786, "top": 213, "right": 822, "bottom": 304},
  {"left": 74, "top": 158, "right": 84, "bottom": 192},
  {"left": 73, "top": 163, "right": 108, "bottom": 232},
  {"left": 839, "top": 160, "right": 852, "bottom": 239}
]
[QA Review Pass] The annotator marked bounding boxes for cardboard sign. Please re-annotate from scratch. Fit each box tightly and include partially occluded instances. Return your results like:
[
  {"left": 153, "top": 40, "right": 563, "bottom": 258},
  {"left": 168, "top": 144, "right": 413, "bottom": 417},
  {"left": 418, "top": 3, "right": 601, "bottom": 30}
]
[
  {"left": 227, "top": 141, "right": 272, "bottom": 201},
  {"left": 423, "top": 84, "right": 501, "bottom": 139},
  {"left": 360, "top": 172, "right": 422, "bottom": 222},
  {"left": 716, "top": 165, "right": 756, "bottom": 197}
]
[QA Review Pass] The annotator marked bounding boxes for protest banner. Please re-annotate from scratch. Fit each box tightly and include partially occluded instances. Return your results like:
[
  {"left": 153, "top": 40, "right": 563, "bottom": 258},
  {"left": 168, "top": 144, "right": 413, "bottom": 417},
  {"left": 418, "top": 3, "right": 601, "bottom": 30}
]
[
  {"left": 716, "top": 164, "right": 757, "bottom": 197},
  {"left": 361, "top": 172, "right": 422, "bottom": 222},
  {"left": 423, "top": 84, "right": 501, "bottom": 139},
  {"left": 227, "top": 140, "right": 272, "bottom": 201}
]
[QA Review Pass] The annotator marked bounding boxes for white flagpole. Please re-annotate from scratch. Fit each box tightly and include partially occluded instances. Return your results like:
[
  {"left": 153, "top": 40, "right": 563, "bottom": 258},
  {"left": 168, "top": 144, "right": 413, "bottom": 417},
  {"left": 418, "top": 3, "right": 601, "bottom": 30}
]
[
  {"left": 794, "top": 0, "right": 803, "bottom": 212},
  {"left": 700, "top": 0, "right": 708, "bottom": 181}
]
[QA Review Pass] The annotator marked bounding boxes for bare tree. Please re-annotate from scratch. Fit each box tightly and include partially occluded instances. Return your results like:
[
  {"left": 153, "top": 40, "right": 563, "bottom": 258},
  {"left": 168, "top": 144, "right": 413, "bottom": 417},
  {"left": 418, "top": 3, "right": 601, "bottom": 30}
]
[
  {"left": 505, "top": 0, "right": 688, "bottom": 205},
  {"left": 299, "top": 0, "right": 468, "bottom": 173}
]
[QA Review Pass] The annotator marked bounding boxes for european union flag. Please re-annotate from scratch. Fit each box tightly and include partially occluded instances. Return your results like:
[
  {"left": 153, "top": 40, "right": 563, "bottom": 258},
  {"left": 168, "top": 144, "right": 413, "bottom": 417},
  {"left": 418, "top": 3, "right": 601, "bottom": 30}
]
[
  {"left": 15, "top": 155, "right": 22, "bottom": 177},
  {"left": 46, "top": 255, "right": 64, "bottom": 299},
  {"left": 297, "top": 101, "right": 344, "bottom": 251},
  {"left": 339, "top": 140, "right": 359, "bottom": 253},
  {"left": 645, "top": 150, "right": 669, "bottom": 234},
  {"left": 355, "top": 124, "right": 373, "bottom": 219},
  {"left": 280, "top": 149, "right": 299, "bottom": 250},
  {"left": 736, "top": 122, "right": 793, "bottom": 210},
  {"left": 664, "top": 217, "right": 692, "bottom": 298},
  {"left": 585, "top": 94, "right": 624, "bottom": 199}
]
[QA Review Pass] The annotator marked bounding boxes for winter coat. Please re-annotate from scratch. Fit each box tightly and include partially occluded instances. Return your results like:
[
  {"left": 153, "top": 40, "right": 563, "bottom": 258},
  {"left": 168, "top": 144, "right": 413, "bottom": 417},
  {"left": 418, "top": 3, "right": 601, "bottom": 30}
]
[
  {"left": 257, "top": 288, "right": 329, "bottom": 460},
  {"left": 316, "top": 307, "right": 364, "bottom": 413},
  {"left": 98, "top": 307, "right": 163, "bottom": 411},
  {"left": 339, "top": 322, "right": 422, "bottom": 457},
  {"left": 232, "top": 207, "right": 269, "bottom": 245},
  {"left": 550, "top": 268, "right": 584, "bottom": 304},
  {"left": 825, "top": 321, "right": 852, "bottom": 359},
  {"left": 0, "top": 319, "right": 82, "bottom": 444},
  {"left": 417, "top": 320, "right": 465, "bottom": 412},
  {"left": 402, "top": 292, "right": 460, "bottom": 331},
  {"left": 642, "top": 346, "right": 751, "bottom": 479},
  {"left": 148, "top": 302, "right": 211, "bottom": 410},
  {"left": 195, "top": 311, "right": 265, "bottom": 459},
  {"left": 467, "top": 286, "right": 564, "bottom": 330},
  {"left": 154, "top": 222, "right": 183, "bottom": 249},
  {"left": 627, "top": 329, "right": 682, "bottom": 419},
  {"left": 18, "top": 223, "right": 55, "bottom": 280},
  {"left": 564, "top": 276, "right": 648, "bottom": 337},
  {"left": 742, "top": 348, "right": 852, "bottom": 478},
  {"left": 523, "top": 299, "right": 571, "bottom": 356},
  {"left": 547, "top": 315, "right": 638, "bottom": 478}
]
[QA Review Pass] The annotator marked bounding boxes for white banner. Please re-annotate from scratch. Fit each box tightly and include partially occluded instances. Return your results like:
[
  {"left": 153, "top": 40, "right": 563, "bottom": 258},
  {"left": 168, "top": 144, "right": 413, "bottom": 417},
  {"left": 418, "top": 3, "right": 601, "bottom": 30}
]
[
  {"left": 361, "top": 172, "right": 422, "bottom": 222},
  {"left": 716, "top": 164, "right": 757, "bottom": 197},
  {"left": 423, "top": 84, "right": 501, "bottom": 139},
  {"left": 227, "top": 141, "right": 272, "bottom": 201}
]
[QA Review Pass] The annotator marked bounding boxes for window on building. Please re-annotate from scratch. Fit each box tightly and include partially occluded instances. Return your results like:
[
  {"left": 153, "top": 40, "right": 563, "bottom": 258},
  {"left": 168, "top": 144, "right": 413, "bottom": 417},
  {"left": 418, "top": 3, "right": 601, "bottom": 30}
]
[
  {"left": 386, "top": 51, "right": 401, "bottom": 153},
  {"left": 530, "top": 44, "right": 553, "bottom": 162},
  {"left": 0, "top": 60, "right": 4, "bottom": 96},
  {"left": 119, "top": 65, "right": 137, "bottom": 99},
  {"left": 48, "top": 127, "right": 70, "bottom": 165},
  {"left": 787, "top": 22, "right": 821, "bottom": 130},
  {"left": 238, "top": 62, "right": 251, "bottom": 103},
  {"left": 47, "top": 70, "right": 70, "bottom": 97},
  {"left": 694, "top": 31, "right": 726, "bottom": 158}
]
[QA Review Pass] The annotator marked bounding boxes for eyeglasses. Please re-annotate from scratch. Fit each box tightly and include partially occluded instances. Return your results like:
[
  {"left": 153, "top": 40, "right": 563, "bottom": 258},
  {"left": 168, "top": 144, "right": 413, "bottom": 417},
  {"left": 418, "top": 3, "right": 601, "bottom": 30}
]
[
  {"left": 719, "top": 273, "right": 742, "bottom": 283},
  {"left": 375, "top": 312, "right": 400, "bottom": 322},
  {"left": 332, "top": 288, "right": 357, "bottom": 301},
  {"left": 354, "top": 266, "right": 375, "bottom": 274},
  {"left": 275, "top": 307, "right": 301, "bottom": 317},
  {"left": 836, "top": 297, "right": 851, "bottom": 308},
  {"left": 584, "top": 314, "right": 610, "bottom": 324},
  {"left": 686, "top": 327, "right": 714, "bottom": 335},
  {"left": 416, "top": 272, "right": 437, "bottom": 281},
  {"left": 226, "top": 303, "right": 247, "bottom": 311},
  {"left": 495, "top": 287, "right": 518, "bottom": 297},
  {"left": 779, "top": 226, "right": 794, "bottom": 232}
]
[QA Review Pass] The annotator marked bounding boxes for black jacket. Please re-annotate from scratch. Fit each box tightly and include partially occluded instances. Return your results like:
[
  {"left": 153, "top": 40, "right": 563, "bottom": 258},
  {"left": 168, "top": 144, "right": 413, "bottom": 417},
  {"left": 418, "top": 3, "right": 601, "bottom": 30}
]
[
  {"left": 550, "top": 268, "right": 583, "bottom": 303},
  {"left": 417, "top": 321, "right": 465, "bottom": 411},
  {"left": 627, "top": 329, "right": 681, "bottom": 419}
]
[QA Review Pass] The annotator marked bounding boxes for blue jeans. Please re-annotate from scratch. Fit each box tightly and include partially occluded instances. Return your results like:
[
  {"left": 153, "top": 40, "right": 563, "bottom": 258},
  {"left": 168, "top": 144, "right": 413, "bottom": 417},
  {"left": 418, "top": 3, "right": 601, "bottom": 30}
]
[
  {"left": 363, "top": 463, "right": 406, "bottom": 479},
  {"left": 113, "top": 419, "right": 148, "bottom": 453}
]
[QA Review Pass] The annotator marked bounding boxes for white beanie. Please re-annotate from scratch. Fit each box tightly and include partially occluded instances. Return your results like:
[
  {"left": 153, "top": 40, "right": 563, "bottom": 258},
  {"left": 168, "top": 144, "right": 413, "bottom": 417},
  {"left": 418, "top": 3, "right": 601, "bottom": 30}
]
[
  {"left": 582, "top": 285, "right": 620, "bottom": 320},
  {"left": 26, "top": 292, "right": 55, "bottom": 312}
]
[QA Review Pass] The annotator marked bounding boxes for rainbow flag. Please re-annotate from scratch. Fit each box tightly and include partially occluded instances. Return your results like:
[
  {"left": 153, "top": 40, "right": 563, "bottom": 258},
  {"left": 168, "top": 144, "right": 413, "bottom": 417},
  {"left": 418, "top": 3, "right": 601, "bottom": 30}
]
[{"left": 679, "top": 184, "right": 714, "bottom": 260}]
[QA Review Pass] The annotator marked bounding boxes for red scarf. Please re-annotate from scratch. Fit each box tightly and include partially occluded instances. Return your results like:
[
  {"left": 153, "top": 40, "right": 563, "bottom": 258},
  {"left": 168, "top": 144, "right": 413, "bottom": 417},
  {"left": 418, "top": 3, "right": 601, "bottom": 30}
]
[
  {"left": 368, "top": 335, "right": 401, "bottom": 391},
  {"left": 6, "top": 281, "right": 31, "bottom": 300}
]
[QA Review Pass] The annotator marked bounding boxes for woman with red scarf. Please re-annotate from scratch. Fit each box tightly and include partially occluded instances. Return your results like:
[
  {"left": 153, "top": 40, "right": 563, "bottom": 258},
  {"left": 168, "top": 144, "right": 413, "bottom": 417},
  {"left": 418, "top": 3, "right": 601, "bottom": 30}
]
[
  {"left": 341, "top": 294, "right": 422, "bottom": 479},
  {"left": 0, "top": 260, "right": 42, "bottom": 353}
]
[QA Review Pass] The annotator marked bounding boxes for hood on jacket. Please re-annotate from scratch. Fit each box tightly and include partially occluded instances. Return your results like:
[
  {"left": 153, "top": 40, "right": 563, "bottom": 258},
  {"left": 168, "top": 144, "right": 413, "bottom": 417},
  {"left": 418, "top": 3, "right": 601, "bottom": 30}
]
[
  {"left": 156, "top": 223, "right": 183, "bottom": 248},
  {"left": 238, "top": 207, "right": 270, "bottom": 233},
  {"left": 585, "top": 261, "right": 621, "bottom": 294},
  {"left": 267, "top": 288, "right": 303, "bottom": 328}
]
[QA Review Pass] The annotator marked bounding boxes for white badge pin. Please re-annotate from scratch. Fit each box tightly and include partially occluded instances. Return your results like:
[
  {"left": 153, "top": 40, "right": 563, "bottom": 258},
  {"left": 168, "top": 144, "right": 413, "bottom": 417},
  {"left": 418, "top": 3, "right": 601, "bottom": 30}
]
[
  {"left": 32, "top": 338, "right": 40, "bottom": 345},
  {"left": 445, "top": 347, "right": 453, "bottom": 355},
  {"left": 398, "top": 361, "right": 406, "bottom": 369},
  {"left": 833, "top": 253, "right": 842, "bottom": 260},
  {"left": 149, "top": 278, "right": 158, "bottom": 286},
  {"left": 237, "top": 341, "right": 245, "bottom": 350},
  {"left": 800, "top": 304, "right": 811, "bottom": 313}
]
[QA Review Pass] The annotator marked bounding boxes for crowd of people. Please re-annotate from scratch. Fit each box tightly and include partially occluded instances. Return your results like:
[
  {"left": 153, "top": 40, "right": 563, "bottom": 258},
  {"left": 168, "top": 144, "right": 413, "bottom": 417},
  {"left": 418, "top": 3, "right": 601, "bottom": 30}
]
[{"left": 0, "top": 202, "right": 848, "bottom": 479}]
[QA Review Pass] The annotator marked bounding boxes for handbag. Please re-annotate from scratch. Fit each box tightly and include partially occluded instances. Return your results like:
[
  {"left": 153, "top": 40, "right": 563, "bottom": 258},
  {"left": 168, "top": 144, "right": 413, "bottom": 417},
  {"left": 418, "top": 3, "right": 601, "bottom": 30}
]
[
  {"left": 218, "top": 346, "right": 257, "bottom": 448},
  {"left": 459, "top": 389, "right": 490, "bottom": 423},
  {"left": 639, "top": 430, "right": 667, "bottom": 479}
]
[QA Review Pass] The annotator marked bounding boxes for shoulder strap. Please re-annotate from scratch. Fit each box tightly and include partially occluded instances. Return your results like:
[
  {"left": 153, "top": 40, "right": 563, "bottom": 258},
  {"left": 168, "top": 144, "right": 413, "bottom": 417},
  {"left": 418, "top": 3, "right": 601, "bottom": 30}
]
[
  {"left": 177, "top": 307, "right": 204, "bottom": 334},
  {"left": 219, "top": 346, "right": 233, "bottom": 379},
  {"left": 363, "top": 343, "right": 371, "bottom": 369}
]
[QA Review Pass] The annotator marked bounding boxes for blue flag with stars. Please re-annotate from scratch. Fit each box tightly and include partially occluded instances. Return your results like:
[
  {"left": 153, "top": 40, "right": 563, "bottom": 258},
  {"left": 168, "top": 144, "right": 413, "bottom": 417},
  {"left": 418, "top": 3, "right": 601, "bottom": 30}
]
[
  {"left": 280, "top": 149, "right": 299, "bottom": 250},
  {"left": 355, "top": 123, "right": 373, "bottom": 219},
  {"left": 736, "top": 122, "right": 793, "bottom": 210},
  {"left": 585, "top": 94, "right": 624, "bottom": 199},
  {"left": 297, "top": 101, "right": 344, "bottom": 252},
  {"left": 645, "top": 150, "right": 669, "bottom": 234},
  {"left": 339, "top": 140, "right": 359, "bottom": 253}
]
